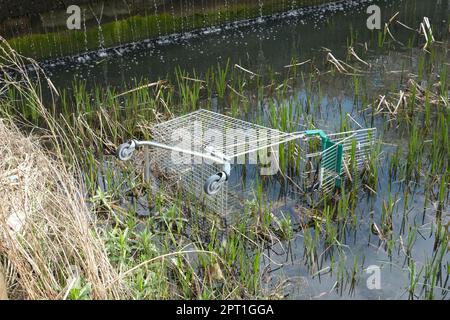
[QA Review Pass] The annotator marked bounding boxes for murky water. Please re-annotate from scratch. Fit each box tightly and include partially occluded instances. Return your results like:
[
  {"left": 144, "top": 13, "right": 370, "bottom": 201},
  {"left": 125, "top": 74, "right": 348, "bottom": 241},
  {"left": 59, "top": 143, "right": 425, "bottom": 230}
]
[
  {"left": 36, "top": 0, "right": 449, "bottom": 299},
  {"left": 41, "top": 0, "right": 448, "bottom": 89}
]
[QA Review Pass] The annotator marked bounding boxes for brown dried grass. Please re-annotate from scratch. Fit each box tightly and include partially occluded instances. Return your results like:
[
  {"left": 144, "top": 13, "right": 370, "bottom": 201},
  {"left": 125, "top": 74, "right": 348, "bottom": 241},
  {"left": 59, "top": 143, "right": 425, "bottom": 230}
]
[
  {"left": 0, "top": 120, "right": 124, "bottom": 299},
  {"left": 0, "top": 37, "right": 126, "bottom": 299}
]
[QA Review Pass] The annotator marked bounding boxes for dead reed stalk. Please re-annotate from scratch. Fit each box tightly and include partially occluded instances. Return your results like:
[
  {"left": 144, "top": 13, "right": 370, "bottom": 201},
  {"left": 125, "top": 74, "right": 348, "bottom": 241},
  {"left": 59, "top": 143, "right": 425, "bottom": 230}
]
[
  {"left": 0, "top": 263, "right": 7, "bottom": 300},
  {"left": 0, "top": 37, "right": 126, "bottom": 299},
  {"left": 0, "top": 120, "right": 125, "bottom": 299}
]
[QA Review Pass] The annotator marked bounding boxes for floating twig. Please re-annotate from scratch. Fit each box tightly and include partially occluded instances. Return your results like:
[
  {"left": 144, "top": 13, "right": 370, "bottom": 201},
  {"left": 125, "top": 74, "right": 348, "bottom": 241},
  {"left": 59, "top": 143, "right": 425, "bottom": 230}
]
[
  {"left": 234, "top": 64, "right": 260, "bottom": 77},
  {"left": 180, "top": 76, "right": 206, "bottom": 83},
  {"left": 113, "top": 80, "right": 167, "bottom": 98},
  {"left": 346, "top": 113, "right": 363, "bottom": 129},
  {"left": 396, "top": 20, "right": 417, "bottom": 32},
  {"left": 284, "top": 59, "right": 311, "bottom": 68},
  {"left": 384, "top": 23, "right": 404, "bottom": 46},
  {"left": 227, "top": 84, "right": 248, "bottom": 100},
  {"left": 420, "top": 17, "right": 435, "bottom": 50},
  {"left": 388, "top": 12, "right": 400, "bottom": 24},
  {"left": 348, "top": 47, "right": 371, "bottom": 68},
  {"left": 326, "top": 52, "right": 348, "bottom": 73}
]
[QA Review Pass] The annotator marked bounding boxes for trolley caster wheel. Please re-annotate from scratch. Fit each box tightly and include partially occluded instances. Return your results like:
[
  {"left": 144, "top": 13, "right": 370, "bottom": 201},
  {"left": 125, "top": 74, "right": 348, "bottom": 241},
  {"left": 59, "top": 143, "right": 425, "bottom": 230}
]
[
  {"left": 116, "top": 141, "right": 135, "bottom": 161},
  {"left": 204, "top": 172, "right": 226, "bottom": 195}
]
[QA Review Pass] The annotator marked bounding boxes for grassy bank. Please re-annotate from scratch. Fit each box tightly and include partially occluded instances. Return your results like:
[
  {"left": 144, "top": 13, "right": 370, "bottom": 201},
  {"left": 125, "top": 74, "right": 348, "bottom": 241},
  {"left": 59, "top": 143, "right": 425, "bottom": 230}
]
[{"left": 7, "top": 0, "right": 334, "bottom": 60}]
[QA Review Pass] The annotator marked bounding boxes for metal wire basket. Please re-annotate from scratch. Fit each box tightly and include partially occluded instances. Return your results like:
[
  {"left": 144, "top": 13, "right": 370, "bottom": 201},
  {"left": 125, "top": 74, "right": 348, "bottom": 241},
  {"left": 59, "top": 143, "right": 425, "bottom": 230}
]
[{"left": 117, "top": 109, "right": 376, "bottom": 215}]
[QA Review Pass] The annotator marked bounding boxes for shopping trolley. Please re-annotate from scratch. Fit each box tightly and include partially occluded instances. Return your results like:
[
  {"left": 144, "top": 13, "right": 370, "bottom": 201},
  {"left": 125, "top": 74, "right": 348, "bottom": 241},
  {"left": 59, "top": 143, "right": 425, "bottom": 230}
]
[{"left": 117, "top": 109, "right": 376, "bottom": 215}]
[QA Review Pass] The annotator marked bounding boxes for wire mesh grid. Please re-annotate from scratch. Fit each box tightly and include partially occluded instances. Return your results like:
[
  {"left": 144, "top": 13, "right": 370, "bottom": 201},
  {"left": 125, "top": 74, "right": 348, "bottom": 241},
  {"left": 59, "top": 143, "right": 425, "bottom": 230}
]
[
  {"left": 293, "top": 137, "right": 324, "bottom": 193},
  {"left": 323, "top": 128, "right": 377, "bottom": 193},
  {"left": 148, "top": 109, "right": 302, "bottom": 215},
  {"left": 328, "top": 128, "right": 377, "bottom": 169},
  {"left": 140, "top": 109, "right": 376, "bottom": 215},
  {"left": 293, "top": 127, "right": 377, "bottom": 194},
  {"left": 151, "top": 109, "right": 299, "bottom": 159},
  {"left": 147, "top": 145, "right": 228, "bottom": 215}
]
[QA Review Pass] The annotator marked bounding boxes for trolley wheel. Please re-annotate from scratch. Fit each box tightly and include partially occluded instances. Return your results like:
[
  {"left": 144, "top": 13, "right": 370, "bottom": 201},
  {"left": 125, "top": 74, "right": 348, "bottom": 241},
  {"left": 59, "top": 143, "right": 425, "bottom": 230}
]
[
  {"left": 204, "top": 173, "right": 225, "bottom": 195},
  {"left": 116, "top": 142, "right": 135, "bottom": 161}
]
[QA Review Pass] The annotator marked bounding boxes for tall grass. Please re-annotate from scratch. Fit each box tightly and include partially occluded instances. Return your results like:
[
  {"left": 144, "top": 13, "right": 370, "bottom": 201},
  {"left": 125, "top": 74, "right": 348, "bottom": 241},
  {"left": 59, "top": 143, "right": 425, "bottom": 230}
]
[{"left": 0, "top": 37, "right": 128, "bottom": 299}]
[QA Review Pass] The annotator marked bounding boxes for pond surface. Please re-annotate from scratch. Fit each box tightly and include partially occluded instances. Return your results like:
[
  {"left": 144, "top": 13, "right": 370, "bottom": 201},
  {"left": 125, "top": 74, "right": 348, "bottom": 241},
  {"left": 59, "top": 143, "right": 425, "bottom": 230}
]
[
  {"left": 42, "top": 0, "right": 448, "bottom": 89},
  {"left": 40, "top": 0, "right": 449, "bottom": 299}
]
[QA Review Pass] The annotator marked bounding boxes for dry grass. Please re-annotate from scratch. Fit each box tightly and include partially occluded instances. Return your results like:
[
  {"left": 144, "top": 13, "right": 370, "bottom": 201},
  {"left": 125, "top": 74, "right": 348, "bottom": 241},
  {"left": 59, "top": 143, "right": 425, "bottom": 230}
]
[
  {"left": 0, "top": 263, "right": 6, "bottom": 299},
  {"left": 0, "top": 120, "right": 125, "bottom": 299},
  {"left": 0, "top": 37, "right": 127, "bottom": 299}
]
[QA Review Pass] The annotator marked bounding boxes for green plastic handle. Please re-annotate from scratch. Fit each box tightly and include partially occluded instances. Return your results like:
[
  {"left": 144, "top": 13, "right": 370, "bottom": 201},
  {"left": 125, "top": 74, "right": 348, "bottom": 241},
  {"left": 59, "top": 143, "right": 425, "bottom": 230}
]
[
  {"left": 304, "top": 129, "right": 343, "bottom": 188},
  {"left": 304, "top": 129, "right": 328, "bottom": 140}
]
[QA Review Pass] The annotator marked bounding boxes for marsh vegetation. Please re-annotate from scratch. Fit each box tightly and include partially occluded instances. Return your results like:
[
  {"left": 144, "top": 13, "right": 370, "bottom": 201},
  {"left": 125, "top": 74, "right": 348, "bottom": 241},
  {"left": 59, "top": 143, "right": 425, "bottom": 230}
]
[{"left": 0, "top": 0, "right": 448, "bottom": 300}]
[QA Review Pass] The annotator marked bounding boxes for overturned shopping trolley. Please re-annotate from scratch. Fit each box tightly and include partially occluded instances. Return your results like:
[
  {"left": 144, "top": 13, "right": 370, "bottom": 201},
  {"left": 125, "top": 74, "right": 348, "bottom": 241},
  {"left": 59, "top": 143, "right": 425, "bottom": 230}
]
[{"left": 117, "top": 109, "right": 376, "bottom": 215}]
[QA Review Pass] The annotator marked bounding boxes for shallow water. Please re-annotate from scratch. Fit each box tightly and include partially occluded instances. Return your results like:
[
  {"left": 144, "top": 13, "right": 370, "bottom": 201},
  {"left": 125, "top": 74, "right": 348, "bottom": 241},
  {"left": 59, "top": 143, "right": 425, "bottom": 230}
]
[
  {"left": 41, "top": 0, "right": 448, "bottom": 89},
  {"left": 39, "top": 0, "right": 449, "bottom": 299}
]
